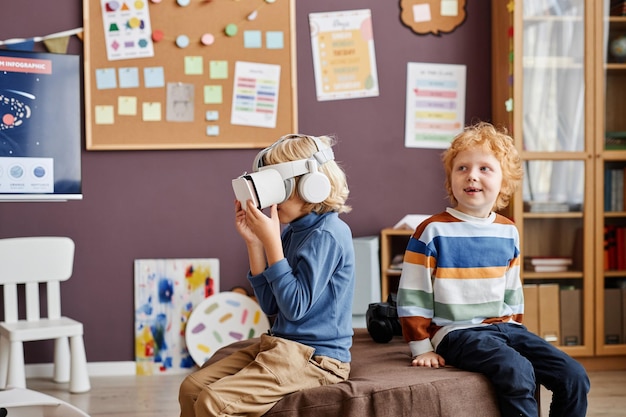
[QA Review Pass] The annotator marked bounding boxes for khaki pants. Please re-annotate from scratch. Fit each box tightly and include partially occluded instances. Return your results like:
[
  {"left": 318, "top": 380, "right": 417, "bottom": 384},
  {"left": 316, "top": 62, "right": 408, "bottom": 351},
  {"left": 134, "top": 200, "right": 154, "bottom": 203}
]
[{"left": 179, "top": 334, "right": 350, "bottom": 417}]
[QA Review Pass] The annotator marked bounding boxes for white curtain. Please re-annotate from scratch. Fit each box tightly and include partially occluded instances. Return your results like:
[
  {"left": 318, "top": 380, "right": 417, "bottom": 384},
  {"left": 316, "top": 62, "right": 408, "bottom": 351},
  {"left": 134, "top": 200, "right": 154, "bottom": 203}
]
[{"left": 521, "top": 0, "right": 586, "bottom": 206}]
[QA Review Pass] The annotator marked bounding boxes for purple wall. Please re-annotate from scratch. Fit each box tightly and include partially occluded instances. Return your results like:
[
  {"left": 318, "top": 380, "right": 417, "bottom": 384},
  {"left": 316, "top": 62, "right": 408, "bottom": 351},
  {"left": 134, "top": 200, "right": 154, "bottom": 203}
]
[{"left": 0, "top": 1, "right": 492, "bottom": 362}]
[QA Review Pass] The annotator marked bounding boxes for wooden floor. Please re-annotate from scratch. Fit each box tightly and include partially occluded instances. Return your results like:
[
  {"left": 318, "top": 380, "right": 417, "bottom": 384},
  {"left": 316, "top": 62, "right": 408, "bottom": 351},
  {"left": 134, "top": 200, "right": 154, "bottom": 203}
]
[{"left": 18, "top": 369, "right": 626, "bottom": 416}]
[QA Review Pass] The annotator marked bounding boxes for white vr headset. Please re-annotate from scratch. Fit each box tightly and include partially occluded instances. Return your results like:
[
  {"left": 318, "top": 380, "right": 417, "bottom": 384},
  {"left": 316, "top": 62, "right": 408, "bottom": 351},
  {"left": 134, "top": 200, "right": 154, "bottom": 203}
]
[{"left": 232, "top": 135, "right": 334, "bottom": 210}]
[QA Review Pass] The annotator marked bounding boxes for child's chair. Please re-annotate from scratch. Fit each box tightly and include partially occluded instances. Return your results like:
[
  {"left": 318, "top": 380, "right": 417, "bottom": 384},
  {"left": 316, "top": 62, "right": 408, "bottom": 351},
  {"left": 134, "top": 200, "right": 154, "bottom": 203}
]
[{"left": 0, "top": 236, "right": 90, "bottom": 393}]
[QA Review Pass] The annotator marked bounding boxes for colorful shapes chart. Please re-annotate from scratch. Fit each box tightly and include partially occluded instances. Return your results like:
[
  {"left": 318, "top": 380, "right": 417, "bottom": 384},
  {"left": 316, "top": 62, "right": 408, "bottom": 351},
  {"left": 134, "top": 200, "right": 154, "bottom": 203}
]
[
  {"left": 100, "top": 0, "right": 154, "bottom": 61},
  {"left": 185, "top": 291, "right": 270, "bottom": 366}
]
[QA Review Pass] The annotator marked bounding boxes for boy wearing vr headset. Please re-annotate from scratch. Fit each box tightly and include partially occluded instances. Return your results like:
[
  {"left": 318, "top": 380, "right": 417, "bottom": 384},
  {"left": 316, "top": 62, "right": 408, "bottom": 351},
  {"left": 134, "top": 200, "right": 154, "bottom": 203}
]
[{"left": 179, "top": 134, "right": 355, "bottom": 417}]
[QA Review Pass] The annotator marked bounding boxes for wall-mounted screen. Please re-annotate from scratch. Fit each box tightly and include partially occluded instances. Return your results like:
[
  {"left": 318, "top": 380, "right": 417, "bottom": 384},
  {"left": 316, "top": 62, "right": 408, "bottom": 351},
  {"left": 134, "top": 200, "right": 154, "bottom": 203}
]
[{"left": 0, "top": 50, "right": 82, "bottom": 201}]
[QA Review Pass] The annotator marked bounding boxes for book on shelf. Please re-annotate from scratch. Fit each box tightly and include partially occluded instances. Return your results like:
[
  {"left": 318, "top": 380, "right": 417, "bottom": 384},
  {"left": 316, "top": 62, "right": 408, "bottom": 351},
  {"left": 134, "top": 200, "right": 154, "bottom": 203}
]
[
  {"left": 522, "top": 284, "right": 539, "bottom": 335},
  {"left": 561, "top": 287, "right": 582, "bottom": 346},
  {"left": 605, "top": 131, "right": 626, "bottom": 150},
  {"left": 528, "top": 265, "right": 569, "bottom": 273},
  {"left": 603, "top": 224, "right": 626, "bottom": 271},
  {"left": 526, "top": 257, "right": 572, "bottom": 273},
  {"left": 604, "top": 288, "right": 623, "bottom": 344},
  {"left": 538, "top": 284, "right": 560, "bottom": 344},
  {"left": 523, "top": 201, "right": 570, "bottom": 213},
  {"left": 604, "top": 165, "right": 626, "bottom": 212},
  {"left": 529, "top": 257, "right": 573, "bottom": 266}
]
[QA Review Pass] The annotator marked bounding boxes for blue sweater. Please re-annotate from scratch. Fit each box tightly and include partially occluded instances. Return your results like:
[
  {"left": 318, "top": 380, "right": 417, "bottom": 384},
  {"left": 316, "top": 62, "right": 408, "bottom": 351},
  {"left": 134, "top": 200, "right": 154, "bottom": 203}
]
[{"left": 248, "top": 212, "right": 355, "bottom": 363}]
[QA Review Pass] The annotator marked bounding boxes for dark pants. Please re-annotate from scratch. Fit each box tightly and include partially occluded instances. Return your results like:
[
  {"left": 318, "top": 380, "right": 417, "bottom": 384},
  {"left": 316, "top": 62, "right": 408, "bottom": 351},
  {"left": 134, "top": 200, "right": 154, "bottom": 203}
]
[{"left": 436, "top": 323, "right": 589, "bottom": 417}]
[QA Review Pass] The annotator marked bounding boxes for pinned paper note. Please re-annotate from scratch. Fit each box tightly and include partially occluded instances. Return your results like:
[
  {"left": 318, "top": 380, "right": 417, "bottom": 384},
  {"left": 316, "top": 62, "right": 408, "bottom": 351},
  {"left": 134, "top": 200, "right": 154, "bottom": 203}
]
[
  {"left": 184, "top": 56, "right": 204, "bottom": 75},
  {"left": 209, "top": 61, "right": 228, "bottom": 79},
  {"left": 95, "top": 105, "right": 115, "bottom": 124},
  {"left": 142, "top": 102, "right": 162, "bottom": 121},
  {"left": 144, "top": 66, "right": 165, "bottom": 88},
  {"left": 244, "top": 31, "right": 262, "bottom": 48},
  {"left": 96, "top": 68, "right": 117, "bottom": 89},
  {"left": 266, "top": 31, "right": 284, "bottom": 49},
  {"left": 118, "top": 96, "right": 138, "bottom": 115},
  {"left": 166, "top": 83, "right": 194, "bottom": 122},
  {"left": 119, "top": 67, "right": 140, "bottom": 88},
  {"left": 204, "top": 85, "right": 223, "bottom": 104}
]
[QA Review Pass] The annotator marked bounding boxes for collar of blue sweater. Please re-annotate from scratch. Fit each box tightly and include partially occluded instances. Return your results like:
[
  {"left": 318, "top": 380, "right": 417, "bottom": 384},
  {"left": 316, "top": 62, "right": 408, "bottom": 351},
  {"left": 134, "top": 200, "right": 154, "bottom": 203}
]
[{"left": 289, "top": 211, "right": 336, "bottom": 231}]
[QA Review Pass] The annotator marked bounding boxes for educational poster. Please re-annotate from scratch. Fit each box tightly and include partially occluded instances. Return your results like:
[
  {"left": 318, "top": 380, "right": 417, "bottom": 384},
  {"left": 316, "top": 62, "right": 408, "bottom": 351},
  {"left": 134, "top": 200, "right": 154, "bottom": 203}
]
[
  {"left": 230, "top": 61, "right": 280, "bottom": 128},
  {"left": 0, "top": 50, "right": 82, "bottom": 199},
  {"left": 134, "top": 258, "right": 219, "bottom": 375},
  {"left": 404, "top": 62, "right": 466, "bottom": 149},
  {"left": 309, "top": 9, "right": 379, "bottom": 101},
  {"left": 100, "top": 0, "right": 154, "bottom": 61}
]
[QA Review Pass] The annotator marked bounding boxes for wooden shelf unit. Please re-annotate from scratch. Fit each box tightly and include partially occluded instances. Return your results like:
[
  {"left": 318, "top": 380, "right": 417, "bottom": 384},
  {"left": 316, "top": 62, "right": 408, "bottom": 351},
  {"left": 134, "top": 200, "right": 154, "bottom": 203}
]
[
  {"left": 491, "top": 1, "right": 626, "bottom": 367},
  {"left": 379, "top": 228, "right": 413, "bottom": 302}
]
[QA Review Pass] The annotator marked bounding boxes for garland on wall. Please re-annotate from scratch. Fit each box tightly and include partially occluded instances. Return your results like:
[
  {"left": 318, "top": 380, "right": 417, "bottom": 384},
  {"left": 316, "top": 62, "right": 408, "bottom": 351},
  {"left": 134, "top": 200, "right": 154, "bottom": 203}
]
[{"left": 0, "top": 27, "right": 83, "bottom": 53}]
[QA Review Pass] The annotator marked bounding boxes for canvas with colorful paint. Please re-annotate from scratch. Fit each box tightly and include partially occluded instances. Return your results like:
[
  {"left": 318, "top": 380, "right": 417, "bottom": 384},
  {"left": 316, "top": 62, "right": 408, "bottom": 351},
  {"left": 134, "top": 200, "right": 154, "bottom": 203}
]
[
  {"left": 134, "top": 258, "right": 219, "bottom": 375},
  {"left": 185, "top": 291, "right": 271, "bottom": 366}
]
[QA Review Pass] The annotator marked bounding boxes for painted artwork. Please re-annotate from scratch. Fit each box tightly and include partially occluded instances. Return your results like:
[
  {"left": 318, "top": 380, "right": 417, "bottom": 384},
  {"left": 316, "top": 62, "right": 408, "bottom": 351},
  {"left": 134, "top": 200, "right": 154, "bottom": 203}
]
[
  {"left": 134, "top": 258, "right": 219, "bottom": 375},
  {"left": 185, "top": 291, "right": 271, "bottom": 366}
]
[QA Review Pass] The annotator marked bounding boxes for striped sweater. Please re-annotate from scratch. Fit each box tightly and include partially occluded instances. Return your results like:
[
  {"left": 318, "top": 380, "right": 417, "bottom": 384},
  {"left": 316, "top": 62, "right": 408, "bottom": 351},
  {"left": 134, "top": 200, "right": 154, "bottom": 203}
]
[{"left": 397, "top": 208, "right": 524, "bottom": 358}]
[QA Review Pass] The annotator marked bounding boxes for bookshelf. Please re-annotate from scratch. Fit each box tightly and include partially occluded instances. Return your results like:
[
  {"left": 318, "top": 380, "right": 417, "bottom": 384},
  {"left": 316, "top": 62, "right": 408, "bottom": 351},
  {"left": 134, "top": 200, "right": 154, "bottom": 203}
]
[
  {"left": 379, "top": 228, "right": 412, "bottom": 302},
  {"left": 595, "top": 5, "right": 626, "bottom": 357},
  {"left": 491, "top": 0, "right": 626, "bottom": 367}
]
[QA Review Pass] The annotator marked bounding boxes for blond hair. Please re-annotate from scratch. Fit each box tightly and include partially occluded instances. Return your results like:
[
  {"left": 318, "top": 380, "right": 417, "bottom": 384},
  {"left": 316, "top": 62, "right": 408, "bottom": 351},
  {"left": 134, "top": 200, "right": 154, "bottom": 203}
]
[
  {"left": 262, "top": 134, "right": 351, "bottom": 214},
  {"left": 442, "top": 122, "right": 523, "bottom": 211}
]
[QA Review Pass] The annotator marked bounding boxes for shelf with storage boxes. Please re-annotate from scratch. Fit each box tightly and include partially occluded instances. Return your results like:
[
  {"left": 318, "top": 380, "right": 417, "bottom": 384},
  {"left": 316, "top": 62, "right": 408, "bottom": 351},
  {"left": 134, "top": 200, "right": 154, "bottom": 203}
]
[
  {"left": 491, "top": 0, "right": 626, "bottom": 368},
  {"left": 491, "top": 0, "right": 596, "bottom": 361},
  {"left": 519, "top": 212, "right": 591, "bottom": 356}
]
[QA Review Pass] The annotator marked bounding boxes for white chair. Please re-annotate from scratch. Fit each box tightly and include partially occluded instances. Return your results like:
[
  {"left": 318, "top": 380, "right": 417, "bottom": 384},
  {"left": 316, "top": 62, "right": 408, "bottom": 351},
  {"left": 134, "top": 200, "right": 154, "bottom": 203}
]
[{"left": 0, "top": 236, "right": 90, "bottom": 393}]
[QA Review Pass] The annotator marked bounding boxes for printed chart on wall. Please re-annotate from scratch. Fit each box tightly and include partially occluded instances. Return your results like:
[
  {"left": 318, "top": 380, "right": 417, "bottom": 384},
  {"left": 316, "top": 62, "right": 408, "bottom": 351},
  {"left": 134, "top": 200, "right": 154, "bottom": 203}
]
[
  {"left": 83, "top": 0, "right": 296, "bottom": 150},
  {"left": 309, "top": 9, "right": 379, "bottom": 101},
  {"left": 404, "top": 62, "right": 466, "bottom": 149}
]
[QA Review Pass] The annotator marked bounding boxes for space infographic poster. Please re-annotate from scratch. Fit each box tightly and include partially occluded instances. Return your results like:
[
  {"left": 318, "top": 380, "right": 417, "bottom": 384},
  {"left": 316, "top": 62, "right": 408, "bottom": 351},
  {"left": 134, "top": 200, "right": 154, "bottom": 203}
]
[{"left": 0, "top": 50, "right": 82, "bottom": 199}]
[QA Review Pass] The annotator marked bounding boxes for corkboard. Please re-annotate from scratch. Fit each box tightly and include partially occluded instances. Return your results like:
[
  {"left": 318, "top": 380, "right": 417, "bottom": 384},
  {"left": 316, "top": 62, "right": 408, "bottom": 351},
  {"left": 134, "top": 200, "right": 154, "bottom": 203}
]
[{"left": 83, "top": 0, "right": 296, "bottom": 150}]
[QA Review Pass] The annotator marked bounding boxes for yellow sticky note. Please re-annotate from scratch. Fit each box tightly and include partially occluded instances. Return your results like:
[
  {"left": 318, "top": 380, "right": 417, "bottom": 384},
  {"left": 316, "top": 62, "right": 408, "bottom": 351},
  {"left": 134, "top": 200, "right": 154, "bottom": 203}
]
[
  {"left": 204, "top": 85, "right": 223, "bottom": 104},
  {"left": 209, "top": 61, "right": 228, "bottom": 79},
  {"left": 185, "top": 56, "right": 204, "bottom": 75},
  {"left": 142, "top": 102, "right": 162, "bottom": 121},
  {"left": 95, "top": 105, "right": 114, "bottom": 124},
  {"left": 118, "top": 96, "right": 137, "bottom": 116}
]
